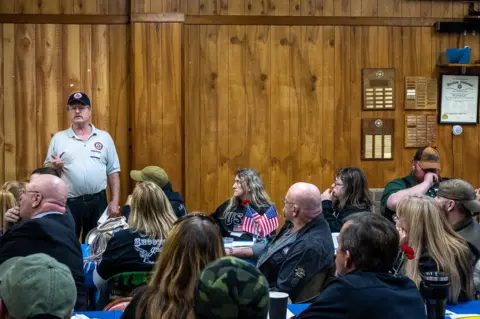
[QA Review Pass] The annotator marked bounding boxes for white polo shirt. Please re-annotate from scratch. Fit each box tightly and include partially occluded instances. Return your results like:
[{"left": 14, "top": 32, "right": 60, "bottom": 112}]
[{"left": 44, "top": 124, "right": 121, "bottom": 198}]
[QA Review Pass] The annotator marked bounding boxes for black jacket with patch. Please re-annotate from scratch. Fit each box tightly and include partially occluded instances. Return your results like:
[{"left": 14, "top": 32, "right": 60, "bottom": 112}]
[{"left": 257, "top": 215, "right": 335, "bottom": 302}]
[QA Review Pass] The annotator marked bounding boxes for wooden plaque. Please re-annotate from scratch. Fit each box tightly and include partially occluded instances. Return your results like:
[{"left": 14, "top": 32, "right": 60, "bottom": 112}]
[
  {"left": 362, "top": 69, "right": 395, "bottom": 110},
  {"left": 361, "top": 118, "right": 394, "bottom": 160},
  {"left": 404, "top": 114, "right": 437, "bottom": 148},
  {"left": 405, "top": 77, "right": 437, "bottom": 110}
]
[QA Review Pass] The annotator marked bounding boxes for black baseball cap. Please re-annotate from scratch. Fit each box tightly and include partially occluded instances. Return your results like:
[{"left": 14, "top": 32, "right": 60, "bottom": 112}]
[{"left": 67, "top": 92, "right": 91, "bottom": 106}]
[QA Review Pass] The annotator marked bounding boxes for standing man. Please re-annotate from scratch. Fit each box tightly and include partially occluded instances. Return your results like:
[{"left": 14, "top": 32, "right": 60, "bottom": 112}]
[
  {"left": 44, "top": 92, "right": 120, "bottom": 242},
  {"left": 380, "top": 146, "right": 444, "bottom": 222}
]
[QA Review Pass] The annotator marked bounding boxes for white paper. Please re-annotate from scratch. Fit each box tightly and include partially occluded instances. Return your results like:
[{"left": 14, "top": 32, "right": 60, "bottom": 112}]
[
  {"left": 230, "top": 231, "right": 244, "bottom": 238},
  {"left": 331, "top": 233, "right": 340, "bottom": 249},
  {"left": 232, "top": 241, "right": 255, "bottom": 248},
  {"left": 97, "top": 207, "right": 109, "bottom": 225},
  {"left": 446, "top": 310, "right": 480, "bottom": 319}
]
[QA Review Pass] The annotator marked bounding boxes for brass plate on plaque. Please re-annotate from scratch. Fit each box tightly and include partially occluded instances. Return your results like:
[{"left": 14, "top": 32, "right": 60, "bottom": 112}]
[
  {"left": 404, "top": 114, "right": 437, "bottom": 148},
  {"left": 361, "top": 118, "right": 394, "bottom": 160},
  {"left": 362, "top": 69, "right": 395, "bottom": 110},
  {"left": 405, "top": 77, "right": 437, "bottom": 110}
]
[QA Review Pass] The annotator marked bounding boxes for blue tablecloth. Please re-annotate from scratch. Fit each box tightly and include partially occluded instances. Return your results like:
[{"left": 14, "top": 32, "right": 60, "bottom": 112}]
[{"left": 288, "top": 301, "right": 480, "bottom": 317}]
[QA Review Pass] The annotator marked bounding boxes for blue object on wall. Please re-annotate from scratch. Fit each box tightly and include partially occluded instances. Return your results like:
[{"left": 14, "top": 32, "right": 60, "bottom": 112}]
[{"left": 446, "top": 46, "right": 471, "bottom": 64}]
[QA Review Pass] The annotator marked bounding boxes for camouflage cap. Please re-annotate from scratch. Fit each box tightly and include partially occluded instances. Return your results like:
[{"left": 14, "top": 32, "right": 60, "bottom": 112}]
[{"left": 195, "top": 256, "right": 269, "bottom": 319}]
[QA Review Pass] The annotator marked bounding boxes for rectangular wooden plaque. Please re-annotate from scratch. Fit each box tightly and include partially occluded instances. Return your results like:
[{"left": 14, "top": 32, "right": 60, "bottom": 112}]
[
  {"left": 404, "top": 114, "right": 437, "bottom": 148},
  {"left": 362, "top": 69, "right": 395, "bottom": 110},
  {"left": 361, "top": 118, "right": 394, "bottom": 160},
  {"left": 405, "top": 77, "right": 437, "bottom": 110}
]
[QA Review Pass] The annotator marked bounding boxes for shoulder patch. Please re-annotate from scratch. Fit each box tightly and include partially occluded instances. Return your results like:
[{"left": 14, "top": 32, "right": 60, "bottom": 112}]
[{"left": 295, "top": 267, "right": 306, "bottom": 278}]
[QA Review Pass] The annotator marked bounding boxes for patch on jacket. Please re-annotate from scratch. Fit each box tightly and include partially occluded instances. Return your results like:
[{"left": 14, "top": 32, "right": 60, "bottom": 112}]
[
  {"left": 283, "top": 247, "right": 289, "bottom": 255},
  {"left": 295, "top": 267, "right": 306, "bottom": 278}
]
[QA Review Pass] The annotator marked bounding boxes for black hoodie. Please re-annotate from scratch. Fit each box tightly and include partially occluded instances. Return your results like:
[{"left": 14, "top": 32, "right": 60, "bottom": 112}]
[
  {"left": 322, "top": 200, "right": 371, "bottom": 233},
  {"left": 122, "top": 182, "right": 187, "bottom": 220},
  {"left": 296, "top": 272, "right": 426, "bottom": 319}
]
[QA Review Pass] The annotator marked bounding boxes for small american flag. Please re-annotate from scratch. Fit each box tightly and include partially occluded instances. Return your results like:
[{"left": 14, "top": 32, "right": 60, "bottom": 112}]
[
  {"left": 241, "top": 206, "right": 262, "bottom": 236},
  {"left": 257, "top": 206, "right": 279, "bottom": 237},
  {"left": 241, "top": 205, "right": 279, "bottom": 238}
]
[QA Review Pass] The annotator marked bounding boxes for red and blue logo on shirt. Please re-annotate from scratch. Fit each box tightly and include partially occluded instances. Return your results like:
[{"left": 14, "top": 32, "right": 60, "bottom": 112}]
[{"left": 94, "top": 142, "right": 103, "bottom": 150}]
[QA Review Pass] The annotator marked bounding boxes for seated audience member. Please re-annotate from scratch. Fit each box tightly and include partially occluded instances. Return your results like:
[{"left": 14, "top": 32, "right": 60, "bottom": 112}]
[
  {"left": 321, "top": 167, "right": 373, "bottom": 232},
  {"left": 195, "top": 256, "right": 269, "bottom": 319},
  {"left": 121, "top": 213, "right": 225, "bottom": 319},
  {"left": 296, "top": 213, "right": 426, "bottom": 319},
  {"left": 0, "top": 190, "right": 17, "bottom": 235},
  {"left": 4, "top": 168, "right": 75, "bottom": 232},
  {"left": 123, "top": 166, "right": 187, "bottom": 219},
  {"left": 245, "top": 183, "right": 334, "bottom": 302},
  {"left": 212, "top": 168, "right": 277, "bottom": 241},
  {"left": 0, "top": 253, "right": 77, "bottom": 319},
  {"left": 381, "top": 146, "right": 444, "bottom": 222},
  {"left": 94, "top": 181, "right": 177, "bottom": 288},
  {"left": 0, "top": 175, "right": 87, "bottom": 310},
  {"left": 435, "top": 179, "right": 480, "bottom": 252},
  {"left": 395, "top": 194, "right": 475, "bottom": 304},
  {"left": 0, "top": 181, "right": 26, "bottom": 203}
]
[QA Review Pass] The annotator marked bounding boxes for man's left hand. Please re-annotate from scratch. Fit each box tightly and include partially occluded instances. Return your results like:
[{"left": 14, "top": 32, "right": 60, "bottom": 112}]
[{"left": 107, "top": 201, "right": 119, "bottom": 217}]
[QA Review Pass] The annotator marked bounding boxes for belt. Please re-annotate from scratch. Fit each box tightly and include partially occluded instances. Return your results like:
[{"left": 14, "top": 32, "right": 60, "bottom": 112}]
[{"left": 69, "top": 190, "right": 105, "bottom": 202}]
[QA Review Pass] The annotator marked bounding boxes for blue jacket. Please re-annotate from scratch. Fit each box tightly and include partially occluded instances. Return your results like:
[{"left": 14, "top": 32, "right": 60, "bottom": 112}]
[{"left": 297, "top": 271, "right": 426, "bottom": 319}]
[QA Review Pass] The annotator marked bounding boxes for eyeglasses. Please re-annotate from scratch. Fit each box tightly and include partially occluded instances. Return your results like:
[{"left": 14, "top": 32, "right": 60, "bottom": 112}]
[
  {"left": 334, "top": 182, "right": 344, "bottom": 187},
  {"left": 67, "top": 105, "right": 89, "bottom": 111},
  {"left": 283, "top": 198, "right": 295, "bottom": 206},
  {"left": 20, "top": 189, "right": 40, "bottom": 196}
]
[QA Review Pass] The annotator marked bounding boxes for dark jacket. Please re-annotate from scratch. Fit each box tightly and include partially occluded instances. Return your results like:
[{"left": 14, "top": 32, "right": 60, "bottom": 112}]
[
  {"left": 322, "top": 200, "right": 371, "bottom": 233},
  {"left": 0, "top": 213, "right": 87, "bottom": 310},
  {"left": 296, "top": 272, "right": 426, "bottom": 319},
  {"left": 257, "top": 215, "right": 334, "bottom": 302},
  {"left": 393, "top": 248, "right": 474, "bottom": 304},
  {"left": 454, "top": 216, "right": 480, "bottom": 253},
  {"left": 122, "top": 182, "right": 187, "bottom": 220},
  {"left": 212, "top": 200, "right": 275, "bottom": 241}
]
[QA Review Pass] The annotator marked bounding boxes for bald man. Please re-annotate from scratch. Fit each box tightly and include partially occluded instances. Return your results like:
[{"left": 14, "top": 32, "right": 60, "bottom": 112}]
[
  {"left": 0, "top": 175, "right": 86, "bottom": 310},
  {"left": 255, "top": 183, "right": 334, "bottom": 302}
]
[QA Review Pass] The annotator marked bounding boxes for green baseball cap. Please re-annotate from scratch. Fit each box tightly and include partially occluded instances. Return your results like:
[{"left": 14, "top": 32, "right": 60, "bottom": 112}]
[
  {"left": 437, "top": 179, "right": 480, "bottom": 213},
  {"left": 130, "top": 166, "right": 169, "bottom": 188},
  {"left": 0, "top": 254, "right": 76, "bottom": 319},
  {"left": 195, "top": 256, "right": 269, "bottom": 319}
]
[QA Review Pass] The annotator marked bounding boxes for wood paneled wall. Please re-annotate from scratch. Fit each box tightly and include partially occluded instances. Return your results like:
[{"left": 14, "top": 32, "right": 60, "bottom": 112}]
[
  {"left": 0, "top": 22, "right": 131, "bottom": 201},
  {"left": 131, "top": 22, "right": 183, "bottom": 193},
  {"left": 184, "top": 25, "right": 480, "bottom": 215},
  {"left": 1, "top": 0, "right": 479, "bottom": 219},
  {"left": 0, "top": 0, "right": 129, "bottom": 14},
  {"left": 132, "top": 0, "right": 468, "bottom": 18}
]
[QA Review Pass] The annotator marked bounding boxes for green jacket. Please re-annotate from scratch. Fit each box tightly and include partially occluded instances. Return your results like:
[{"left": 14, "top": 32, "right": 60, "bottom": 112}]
[
  {"left": 454, "top": 216, "right": 480, "bottom": 253},
  {"left": 380, "top": 172, "right": 438, "bottom": 222}
]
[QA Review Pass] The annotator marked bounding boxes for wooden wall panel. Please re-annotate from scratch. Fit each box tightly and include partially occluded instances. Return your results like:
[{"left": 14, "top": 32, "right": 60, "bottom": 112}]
[
  {"left": 0, "top": 23, "right": 130, "bottom": 203},
  {"left": 130, "top": 0, "right": 468, "bottom": 18},
  {"left": 184, "top": 24, "right": 480, "bottom": 214},
  {"left": 0, "top": 0, "right": 128, "bottom": 14},
  {"left": 131, "top": 22, "right": 183, "bottom": 197}
]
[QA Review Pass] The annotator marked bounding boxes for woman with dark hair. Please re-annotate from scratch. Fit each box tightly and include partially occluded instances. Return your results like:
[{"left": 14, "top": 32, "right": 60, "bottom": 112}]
[
  {"left": 212, "top": 168, "right": 277, "bottom": 241},
  {"left": 322, "top": 167, "right": 373, "bottom": 232},
  {"left": 121, "top": 213, "right": 225, "bottom": 319}
]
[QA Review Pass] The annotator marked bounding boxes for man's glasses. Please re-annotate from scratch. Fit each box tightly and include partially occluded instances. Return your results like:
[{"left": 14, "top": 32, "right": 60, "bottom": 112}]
[{"left": 67, "top": 105, "right": 89, "bottom": 112}]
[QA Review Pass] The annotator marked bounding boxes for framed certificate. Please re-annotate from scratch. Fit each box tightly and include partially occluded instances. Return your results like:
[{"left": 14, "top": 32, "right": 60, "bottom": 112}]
[{"left": 439, "top": 74, "right": 479, "bottom": 124}]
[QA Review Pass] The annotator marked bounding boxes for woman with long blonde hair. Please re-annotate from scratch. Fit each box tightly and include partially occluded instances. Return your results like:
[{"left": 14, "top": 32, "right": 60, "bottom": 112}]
[
  {"left": 94, "top": 181, "right": 177, "bottom": 288},
  {"left": 0, "top": 181, "right": 26, "bottom": 204},
  {"left": 395, "top": 194, "right": 475, "bottom": 304},
  {"left": 121, "top": 213, "right": 225, "bottom": 319},
  {"left": 0, "top": 190, "right": 16, "bottom": 233},
  {"left": 212, "top": 168, "right": 277, "bottom": 241}
]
